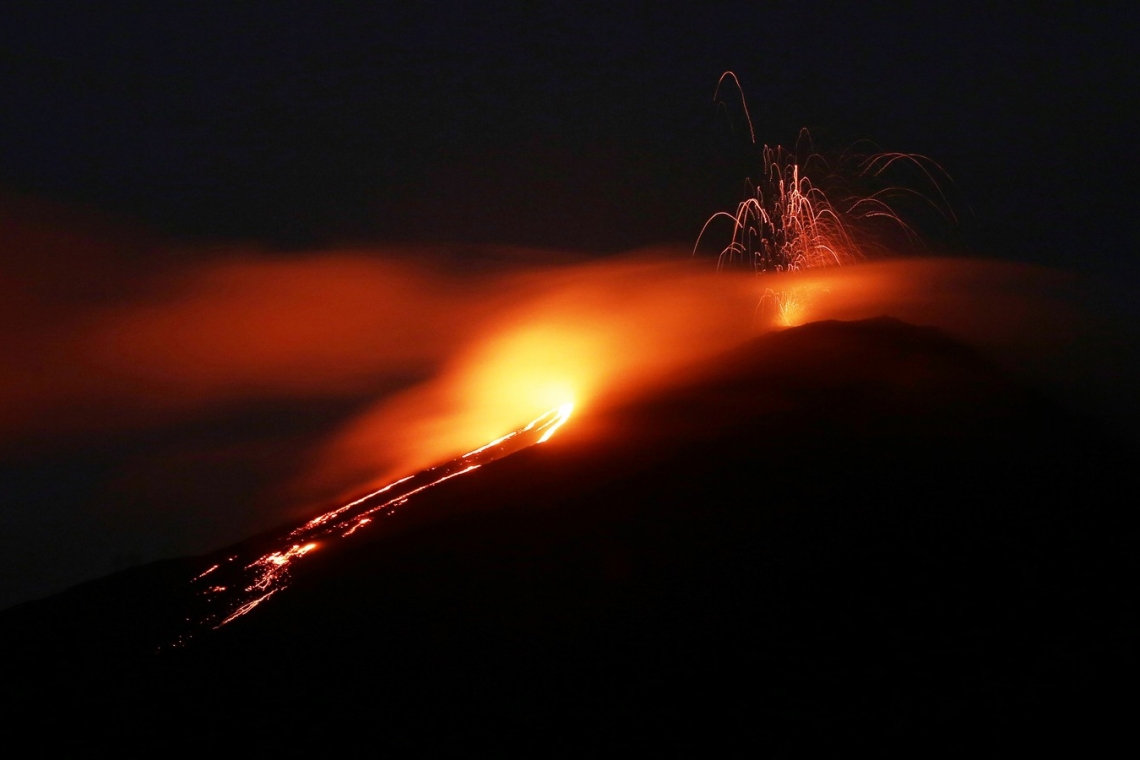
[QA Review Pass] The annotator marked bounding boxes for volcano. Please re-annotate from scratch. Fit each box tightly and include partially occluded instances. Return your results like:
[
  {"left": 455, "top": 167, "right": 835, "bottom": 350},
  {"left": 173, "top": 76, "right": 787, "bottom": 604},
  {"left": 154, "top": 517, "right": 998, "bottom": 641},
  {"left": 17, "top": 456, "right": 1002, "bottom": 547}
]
[{"left": 2, "top": 316, "right": 1134, "bottom": 751}]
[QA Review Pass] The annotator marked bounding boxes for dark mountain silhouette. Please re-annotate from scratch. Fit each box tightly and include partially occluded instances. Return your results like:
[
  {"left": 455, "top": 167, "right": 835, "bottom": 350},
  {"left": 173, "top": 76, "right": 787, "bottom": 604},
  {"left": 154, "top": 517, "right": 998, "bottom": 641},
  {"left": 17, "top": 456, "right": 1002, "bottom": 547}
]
[{"left": 3, "top": 317, "right": 1135, "bottom": 751}]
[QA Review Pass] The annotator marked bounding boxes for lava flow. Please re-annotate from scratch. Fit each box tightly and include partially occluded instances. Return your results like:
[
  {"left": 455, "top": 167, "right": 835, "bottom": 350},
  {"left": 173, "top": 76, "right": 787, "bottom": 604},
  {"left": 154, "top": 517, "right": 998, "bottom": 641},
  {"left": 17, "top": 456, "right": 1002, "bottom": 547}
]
[{"left": 170, "top": 403, "right": 572, "bottom": 646}]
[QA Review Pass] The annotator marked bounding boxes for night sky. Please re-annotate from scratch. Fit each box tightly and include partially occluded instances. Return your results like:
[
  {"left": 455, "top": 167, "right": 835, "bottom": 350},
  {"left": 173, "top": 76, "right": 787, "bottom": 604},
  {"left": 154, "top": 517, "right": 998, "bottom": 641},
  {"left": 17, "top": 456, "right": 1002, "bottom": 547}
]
[
  {"left": 4, "top": 3, "right": 1135, "bottom": 267},
  {"left": 2, "top": 3, "right": 1137, "bottom": 608}
]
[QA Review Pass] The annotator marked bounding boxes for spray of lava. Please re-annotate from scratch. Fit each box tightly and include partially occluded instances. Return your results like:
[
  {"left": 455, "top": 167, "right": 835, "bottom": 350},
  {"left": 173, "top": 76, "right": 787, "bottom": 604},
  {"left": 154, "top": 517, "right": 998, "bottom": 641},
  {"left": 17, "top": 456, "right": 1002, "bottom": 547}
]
[
  {"left": 695, "top": 72, "right": 955, "bottom": 326},
  {"left": 694, "top": 136, "right": 863, "bottom": 274}
]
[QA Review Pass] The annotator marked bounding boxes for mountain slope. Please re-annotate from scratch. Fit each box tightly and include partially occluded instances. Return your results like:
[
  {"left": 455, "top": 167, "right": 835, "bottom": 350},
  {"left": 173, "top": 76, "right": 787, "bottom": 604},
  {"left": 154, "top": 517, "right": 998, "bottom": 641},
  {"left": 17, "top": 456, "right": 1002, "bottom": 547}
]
[{"left": 4, "top": 317, "right": 1135, "bottom": 750}]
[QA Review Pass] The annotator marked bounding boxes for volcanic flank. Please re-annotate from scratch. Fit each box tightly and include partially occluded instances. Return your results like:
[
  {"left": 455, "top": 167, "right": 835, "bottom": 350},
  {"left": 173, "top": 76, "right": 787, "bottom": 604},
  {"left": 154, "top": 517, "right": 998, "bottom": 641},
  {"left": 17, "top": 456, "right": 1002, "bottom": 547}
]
[{"left": 2, "top": 316, "right": 1135, "bottom": 751}]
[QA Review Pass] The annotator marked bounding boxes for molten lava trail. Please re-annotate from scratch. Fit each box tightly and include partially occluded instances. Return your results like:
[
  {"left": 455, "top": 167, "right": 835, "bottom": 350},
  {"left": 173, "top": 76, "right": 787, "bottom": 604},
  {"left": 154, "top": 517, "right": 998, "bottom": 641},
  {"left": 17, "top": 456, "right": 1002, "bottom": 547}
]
[{"left": 170, "top": 404, "right": 573, "bottom": 647}]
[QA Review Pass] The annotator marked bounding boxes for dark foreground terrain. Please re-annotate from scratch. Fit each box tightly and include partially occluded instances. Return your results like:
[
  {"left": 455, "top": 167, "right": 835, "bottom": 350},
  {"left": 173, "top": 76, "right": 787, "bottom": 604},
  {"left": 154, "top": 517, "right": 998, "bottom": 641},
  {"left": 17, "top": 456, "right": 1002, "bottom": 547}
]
[{"left": 3, "top": 317, "right": 1136, "bottom": 751}]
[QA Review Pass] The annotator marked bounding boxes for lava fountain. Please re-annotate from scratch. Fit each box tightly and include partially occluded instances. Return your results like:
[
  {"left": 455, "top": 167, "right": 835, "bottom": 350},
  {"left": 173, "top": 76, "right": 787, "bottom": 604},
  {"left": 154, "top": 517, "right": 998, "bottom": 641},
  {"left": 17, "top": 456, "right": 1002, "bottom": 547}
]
[{"left": 695, "top": 71, "right": 955, "bottom": 326}]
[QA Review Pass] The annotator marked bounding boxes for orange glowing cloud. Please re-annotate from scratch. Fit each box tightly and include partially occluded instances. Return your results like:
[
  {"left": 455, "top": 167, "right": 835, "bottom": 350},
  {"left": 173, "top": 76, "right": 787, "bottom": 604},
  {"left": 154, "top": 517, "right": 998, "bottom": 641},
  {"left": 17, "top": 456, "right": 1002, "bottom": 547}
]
[
  {"left": 0, "top": 248, "right": 499, "bottom": 442},
  {"left": 299, "top": 253, "right": 764, "bottom": 495}
]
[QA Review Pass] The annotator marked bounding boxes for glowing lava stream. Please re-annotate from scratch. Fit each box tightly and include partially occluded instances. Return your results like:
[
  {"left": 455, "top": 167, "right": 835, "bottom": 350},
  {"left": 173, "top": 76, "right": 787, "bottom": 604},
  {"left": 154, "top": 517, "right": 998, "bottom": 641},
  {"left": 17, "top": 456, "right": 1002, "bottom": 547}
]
[{"left": 172, "top": 403, "right": 573, "bottom": 645}]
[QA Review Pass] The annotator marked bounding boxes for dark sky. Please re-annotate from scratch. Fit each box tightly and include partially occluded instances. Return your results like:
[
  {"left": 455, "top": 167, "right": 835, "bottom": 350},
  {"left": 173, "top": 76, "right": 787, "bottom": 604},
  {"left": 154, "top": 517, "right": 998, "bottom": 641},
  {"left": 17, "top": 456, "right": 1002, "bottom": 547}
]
[
  {"left": 2, "top": 2, "right": 1138, "bottom": 609},
  {"left": 2, "top": 2, "right": 1136, "bottom": 272}
]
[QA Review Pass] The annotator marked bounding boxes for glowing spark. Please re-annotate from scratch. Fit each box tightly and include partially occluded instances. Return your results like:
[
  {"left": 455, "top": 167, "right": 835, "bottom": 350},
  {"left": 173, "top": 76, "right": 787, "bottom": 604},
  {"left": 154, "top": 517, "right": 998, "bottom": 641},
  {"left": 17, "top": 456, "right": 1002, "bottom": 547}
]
[
  {"left": 193, "top": 564, "right": 219, "bottom": 581},
  {"left": 216, "top": 590, "right": 279, "bottom": 628},
  {"left": 756, "top": 286, "right": 820, "bottom": 327},
  {"left": 714, "top": 70, "right": 756, "bottom": 144},
  {"left": 342, "top": 518, "right": 371, "bottom": 537}
]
